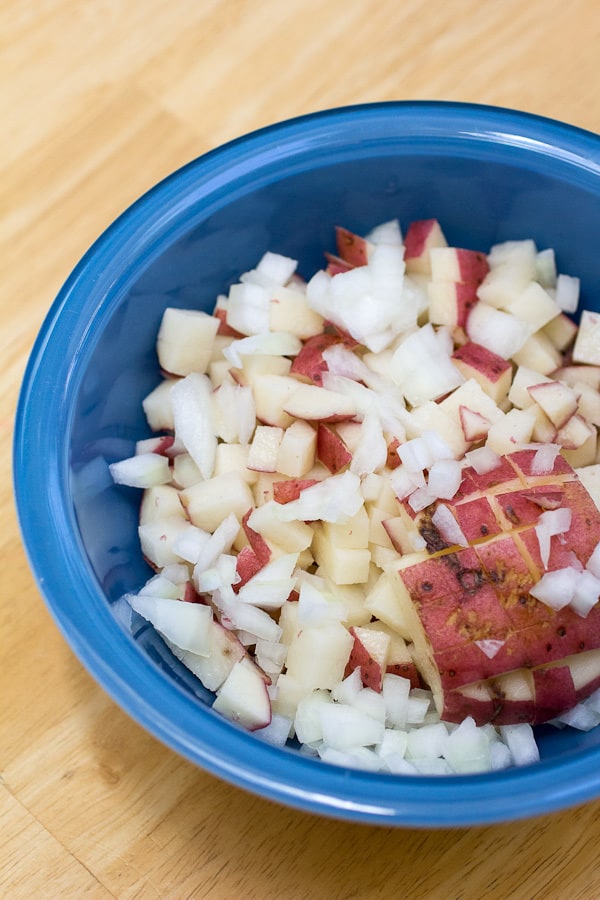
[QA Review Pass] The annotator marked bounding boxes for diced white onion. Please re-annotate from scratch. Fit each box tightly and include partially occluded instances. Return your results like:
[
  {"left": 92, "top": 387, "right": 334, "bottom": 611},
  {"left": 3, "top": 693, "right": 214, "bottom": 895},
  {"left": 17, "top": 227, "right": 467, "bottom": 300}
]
[
  {"left": 531, "top": 443, "right": 561, "bottom": 475},
  {"left": 465, "top": 446, "right": 502, "bottom": 474},
  {"left": 535, "top": 508, "right": 572, "bottom": 568},
  {"left": 431, "top": 504, "right": 469, "bottom": 547},
  {"left": 474, "top": 639, "right": 505, "bottom": 659},
  {"left": 530, "top": 567, "right": 578, "bottom": 610},
  {"left": 427, "top": 458, "right": 462, "bottom": 500}
]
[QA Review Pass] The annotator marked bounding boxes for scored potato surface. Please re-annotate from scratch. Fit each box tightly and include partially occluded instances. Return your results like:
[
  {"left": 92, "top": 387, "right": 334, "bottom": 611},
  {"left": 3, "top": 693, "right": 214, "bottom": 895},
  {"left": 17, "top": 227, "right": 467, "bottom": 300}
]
[{"left": 387, "top": 448, "right": 600, "bottom": 723}]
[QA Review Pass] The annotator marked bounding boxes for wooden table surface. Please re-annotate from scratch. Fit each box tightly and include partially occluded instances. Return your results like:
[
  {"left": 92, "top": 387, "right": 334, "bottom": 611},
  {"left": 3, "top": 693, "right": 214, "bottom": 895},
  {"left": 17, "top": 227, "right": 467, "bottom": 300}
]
[{"left": 3, "top": 1, "right": 600, "bottom": 897}]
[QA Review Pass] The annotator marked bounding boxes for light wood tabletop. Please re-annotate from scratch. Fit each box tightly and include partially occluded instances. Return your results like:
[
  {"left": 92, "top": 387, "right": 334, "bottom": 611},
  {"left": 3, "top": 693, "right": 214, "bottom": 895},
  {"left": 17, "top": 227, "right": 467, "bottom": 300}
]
[{"left": 3, "top": 1, "right": 600, "bottom": 897}]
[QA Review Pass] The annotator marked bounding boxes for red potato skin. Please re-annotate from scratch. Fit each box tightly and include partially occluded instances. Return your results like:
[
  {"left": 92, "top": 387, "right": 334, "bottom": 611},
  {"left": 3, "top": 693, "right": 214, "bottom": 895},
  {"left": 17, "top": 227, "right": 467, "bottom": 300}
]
[
  {"left": 344, "top": 627, "right": 386, "bottom": 692},
  {"left": 443, "top": 664, "right": 580, "bottom": 726},
  {"left": 290, "top": 333, "right": 343, "bottom": 386},
  {"left": 454, "top": 249, "right": 490, "bottom": 285},
  {"left": 316, "top": 424, "right": 353, "bottom": 474},
  {"left": 455, "top": 456, "right": 519, "bottom": 498},
  {"left": 412, "top": 565, "right": 600, "bottom": 694},
  {"left": 508, "top": 448, "right": 575, "bottom": 479},
  {"left": 555, "top": 480, "right": 600, "bottom": 565},
  {"left": 183, "top": 582, "right": 210, "bottom": 604},
  {"left": 396, "top": 452, "right": 600, "bottom": 717},
  {"left": 404, "top": 219, "right": 436, "bottom": 258},
  {"left": 575, "top": 672, "right": 600, "bottom": 702},
  {"left": 517, "top": 528, "right": 585, "bottom": 585},
  {"left": 272, "top": 479, "right": 319, "bottom": 504},
  {"left": 213, "top": 307, "right": 243, "bottom": 338},
  {"left": 517, "top": 489, "right": 600, "bottom": 573},
  {"left": 399, "top": 546, "right": 485, "bottom": 605},
  {"left": 474, "top": 535, "right": 542, "bottom": 624},
  {"left": 494, "top": 489, "right": 556, "bottom": 528},
  {"left": 451, "top": 341, "right": 512, "bottom": 386},
  {"left": 386, "top": 660, "right": 422, "bottom": 689},
  {"left": 142, "top": 434, "right": 176, "bottom": 456},
  {"left": 438, "top": 282, "right": 480, "bottom": 328},
  {"left": 386, "top": 437, "right": 402, "bottom": 469},
  {"left": 335, "top": 226, "right": 370, "bottom": 267},
  {"left": 442, "top": 690, "right": 496, "bottom": 725},
  {"left": 404, "top": 219, "right": 446, "bottom": 266},
  {"left": 234, "top": 545, "right": 265, "bottom": 591},
  {"left": 455, "top": 283, "right": 480, "bottom": 326},
  {"left": 324, "top": 323, "right": 361, "bottom": 348},
  {"left": 531, "top": 666, "right": 577, "bottom": 725},
  {"left": 450, "top": 495, "right": 502, "bottom": 543},
  {"left": 458, "top": 405, "right": 490, "bottom": 443},
  {"left": 241, "top": 509, "right": 271, "bottom": 565},
  {"left": 324, "top": 252, "right": 354, "bottom": 276},
  {"left": 399, "top": 461, "right": 600, "bottom": 703}
]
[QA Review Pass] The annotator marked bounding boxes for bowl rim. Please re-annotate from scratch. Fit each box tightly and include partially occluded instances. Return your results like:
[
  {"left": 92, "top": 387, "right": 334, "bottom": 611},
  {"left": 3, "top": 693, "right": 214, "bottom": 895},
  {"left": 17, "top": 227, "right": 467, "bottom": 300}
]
[{"left": 13, "top": 100, "right": 600, "bottom": 828}]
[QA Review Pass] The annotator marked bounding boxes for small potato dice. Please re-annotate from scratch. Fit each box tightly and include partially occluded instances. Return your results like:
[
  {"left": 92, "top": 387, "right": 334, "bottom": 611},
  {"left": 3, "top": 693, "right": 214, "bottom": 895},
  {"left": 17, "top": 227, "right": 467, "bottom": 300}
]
[{"left": 157, "top": 308, "right": 219, "bottom": 376}]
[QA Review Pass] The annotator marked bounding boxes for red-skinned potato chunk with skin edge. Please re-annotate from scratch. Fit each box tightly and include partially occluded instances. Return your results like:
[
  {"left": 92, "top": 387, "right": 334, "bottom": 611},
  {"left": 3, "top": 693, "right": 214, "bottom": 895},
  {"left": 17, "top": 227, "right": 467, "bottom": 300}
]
[
  {"left": 451, "top": 342, "right": 512, "bottom": 403},
  {"left": 385, "top": 450, "right": 600, "bottom": 724},
  {"left": 344, "top": 625, "right": 390, "bottom": 692},
  {"left": 316, "top": 423, "right": 353, "bottom": 474},
  {"left": 403, "top": 219, "right": 448, "bottom": 275},
  {"left": 335, "top": 225, "right": 371, "bottom": 267}
]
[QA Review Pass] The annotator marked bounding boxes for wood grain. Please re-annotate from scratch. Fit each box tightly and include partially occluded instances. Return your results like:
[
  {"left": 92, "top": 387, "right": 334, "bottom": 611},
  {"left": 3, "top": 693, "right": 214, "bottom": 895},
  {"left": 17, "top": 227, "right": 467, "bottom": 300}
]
[{"left": 3, "top": 1, "right": 600, "bottom": 896}]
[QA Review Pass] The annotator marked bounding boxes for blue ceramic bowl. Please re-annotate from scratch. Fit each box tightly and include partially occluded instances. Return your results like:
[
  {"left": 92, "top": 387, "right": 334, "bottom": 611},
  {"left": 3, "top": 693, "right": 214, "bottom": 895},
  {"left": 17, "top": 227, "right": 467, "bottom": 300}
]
[{"left": 14, "top": 102, "right": 600, "bottom": 827}]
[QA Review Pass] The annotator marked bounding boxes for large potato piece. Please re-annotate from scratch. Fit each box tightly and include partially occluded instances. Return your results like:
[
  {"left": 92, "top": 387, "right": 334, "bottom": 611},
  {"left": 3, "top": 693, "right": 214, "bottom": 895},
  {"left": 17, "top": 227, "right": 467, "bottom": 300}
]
[{"left": 385, "top": 450, "right": 600, "bottom": 724}]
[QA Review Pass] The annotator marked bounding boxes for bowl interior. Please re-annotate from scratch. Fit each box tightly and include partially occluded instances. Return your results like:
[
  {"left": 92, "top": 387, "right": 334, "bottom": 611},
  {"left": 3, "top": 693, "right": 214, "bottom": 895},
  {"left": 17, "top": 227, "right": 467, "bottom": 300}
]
[{"left": 16, "top": 103, "right": 600, "bottom": 826}]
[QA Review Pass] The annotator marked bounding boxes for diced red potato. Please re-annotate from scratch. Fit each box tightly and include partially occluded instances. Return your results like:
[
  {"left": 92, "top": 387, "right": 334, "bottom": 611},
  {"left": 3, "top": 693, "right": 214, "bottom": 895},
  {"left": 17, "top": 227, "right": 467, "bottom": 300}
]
[
  {"left": 275, "top": 419, "right": 317, "bottom": 477},
  {"left": 241, "top": 508, "right": 272, "bottom": 565},
  {"left": 115, "top": 220, "right": 600, "bottom": 772},
  {"left": 428, "top": 280, "right": 479, "bottom": 329},
  {"left": 385, "top": 437, "right": 402, "bottom": 470},
  {"left": 335, "top": 226, "right": 372, "bottom": 267},
  {"left": 247, "top": 425, "right": 284, "bottom": 472},
  {"left": 213, "top": 297, "right": 244, "bottom": 337},
  {"left": 269, "top": 286, "right": 324, "bottom": 339},
  {"left": 316, "top": 423, "right": 353, "bottom": 473},
  {"left": 156, "top": 308, "right": 220, "bottom": 376},
  {"left": 234, "top": 545, "right": 265, "bottom": 590},
  {"left": 136, "top": 434, "right": 176, "bottom": 457},
  {"left": 403, "top": 219, "right": 448, "bottom": 274},
  {"left": 513, "top": 331, "right": 563, "bottom": 376},
  {"left": 451, "top": 342, "right": 512, "bottom": 403},
  {"left": 290, "top": 332, "right": 355, "bottom": 385},
  {"left": 344, "top": 625, "right": 390, "bottom": 692},
  {"left": 504, "top": 281, "right": 562, "bottom": 332},
  {"left": 430, "top": 246, "right": 490, "bottom": 285},
  {"left": 459, "top": 405, "right": 492, "bottom": 443},
  {"left": 324, "top": 252, "right": 354, "bottom": 276},
  {"left": 573, "top": 311, "right": 600, "bottom": 366},
  {"left": 212, "top": 656, "right": 272, "bottom": 730},
  {"left": 553, "top": 364, "right": 600, "bottom": 391},
  {"left": 360, "top": 621, "right": 421, "bottom": 688},
  {"left": 543, "top": 313, "right": 578, "bottom": 352},
  {"left": 527, "top": 381, "right": 580, "bottom": 429},
  {"left": 272, "top": 479, "right": 319, "bottom": 504}
]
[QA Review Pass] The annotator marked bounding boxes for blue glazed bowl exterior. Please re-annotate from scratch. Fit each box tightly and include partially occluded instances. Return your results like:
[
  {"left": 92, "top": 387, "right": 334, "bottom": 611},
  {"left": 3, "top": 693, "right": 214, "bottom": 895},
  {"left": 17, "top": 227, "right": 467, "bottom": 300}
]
[{"left": 13, "top": 101, "right": 600, "bottom": 827}]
